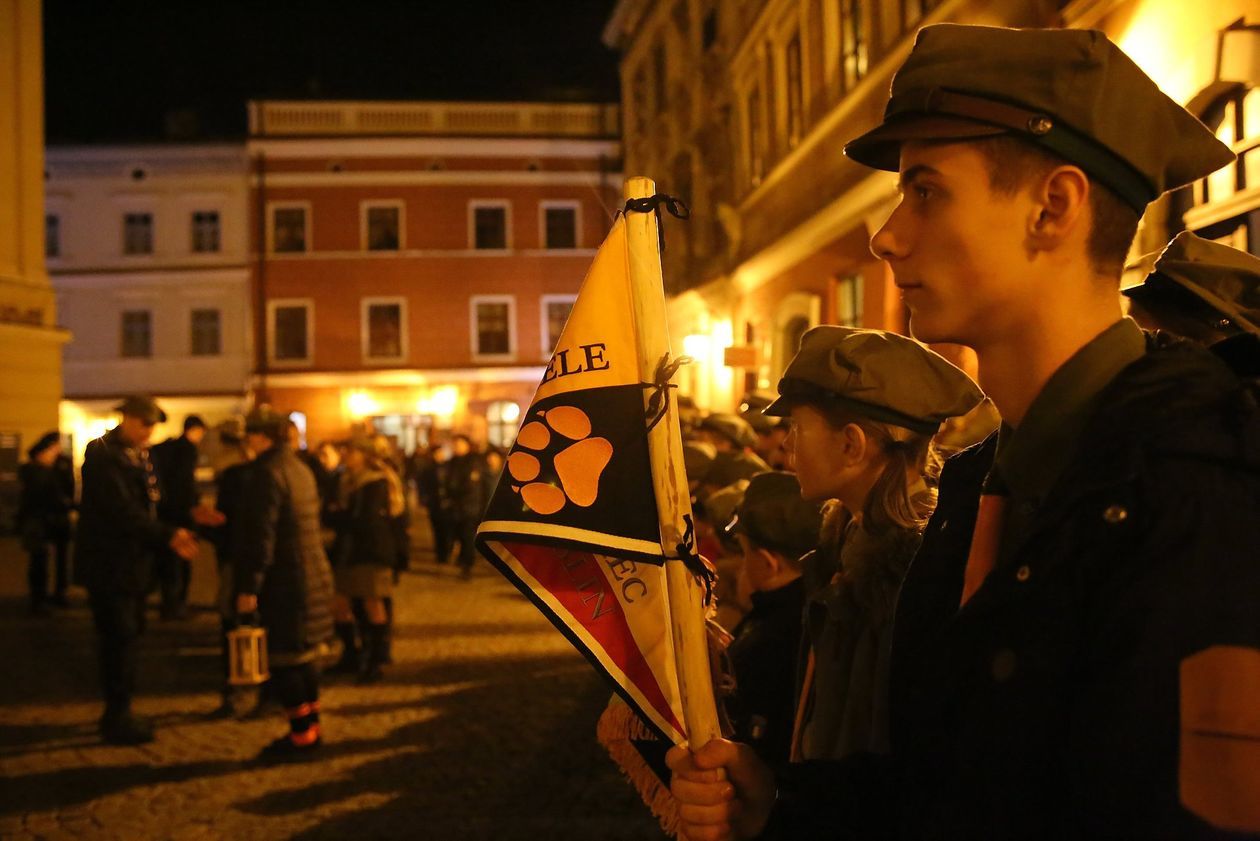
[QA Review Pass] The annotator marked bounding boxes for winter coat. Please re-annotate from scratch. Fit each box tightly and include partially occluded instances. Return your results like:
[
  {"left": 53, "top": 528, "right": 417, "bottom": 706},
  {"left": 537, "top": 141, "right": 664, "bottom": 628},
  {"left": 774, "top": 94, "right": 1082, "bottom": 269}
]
[
  {"left": 233, "top": 444, "right": 334, "bottom": 655},
  {"left": 329, "top": 469, "right": 399, "bottom": 570},
  {"left": 446, "top": 452, "right": 494, "bottom": 521},
  {"left": 17, "top": 461, "right": 73, "bottom": 550},
  {"left": 727, "top": 577, "right": 805, "bottom": 765},
  {"left": 151, "top": 436, "right": 199, "bottom": 528},
  {"left": 798, "top": 519, "right": 920, "bottom": 761},
  {"left": 764, "top": 334, "right": 1260, "bottom": 840},
  {"left": 77, "top": 428, "right": 174, "bottom": 594},
  {"left": 211, "top": 459, "right": 252, "bottom": 564}
]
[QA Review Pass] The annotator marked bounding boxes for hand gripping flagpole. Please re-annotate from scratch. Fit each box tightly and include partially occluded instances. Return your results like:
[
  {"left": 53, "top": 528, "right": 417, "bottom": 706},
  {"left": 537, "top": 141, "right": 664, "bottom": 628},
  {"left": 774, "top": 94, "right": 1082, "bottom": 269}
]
[{"left": 622, "top": 176, "right": 723, "bottom": 747}]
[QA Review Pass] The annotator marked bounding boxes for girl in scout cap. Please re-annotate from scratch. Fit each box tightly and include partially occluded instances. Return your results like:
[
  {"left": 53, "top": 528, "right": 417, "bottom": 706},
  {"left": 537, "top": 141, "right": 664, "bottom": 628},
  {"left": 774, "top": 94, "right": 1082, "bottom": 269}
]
[{"left": 761, "top": 326, "right": 983, "bottom": 762}]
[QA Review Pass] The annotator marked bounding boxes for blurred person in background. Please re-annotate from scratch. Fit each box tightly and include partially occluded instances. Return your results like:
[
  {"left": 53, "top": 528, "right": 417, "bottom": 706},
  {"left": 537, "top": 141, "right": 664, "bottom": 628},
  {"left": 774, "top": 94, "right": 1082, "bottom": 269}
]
[
  {"left": 446, "top": 434, "right": 493, "bottom": 580},
  {"left": 234, "top": 407, "right": 334, "bottom": 760},
  {"left": 150, "top": 414, "right": 206, "bottom": 620},
  {"left": 207, "top": 418, "right": 254, "bottom": 718},
  {"left": 79, "top": 396, "right": 202, "bottom": 744},
  {"left": 416, "top": 441, "right": 454, "bottom": 564},
  {"left": 18, "top": 431, "right": 74, "bottom": 614}
]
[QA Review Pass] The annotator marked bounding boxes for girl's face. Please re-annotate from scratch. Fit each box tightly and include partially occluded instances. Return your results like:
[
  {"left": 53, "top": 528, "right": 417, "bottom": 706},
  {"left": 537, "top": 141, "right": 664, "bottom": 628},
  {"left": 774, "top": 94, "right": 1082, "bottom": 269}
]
[{"left": 785, "top": 405, "right": 884, "bottom": 506}]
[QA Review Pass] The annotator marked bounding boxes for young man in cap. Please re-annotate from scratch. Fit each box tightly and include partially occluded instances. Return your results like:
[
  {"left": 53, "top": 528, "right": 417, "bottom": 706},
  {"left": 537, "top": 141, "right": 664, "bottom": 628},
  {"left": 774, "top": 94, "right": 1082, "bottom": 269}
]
[
  {"left": 78, "top": 396, "right": 201, "bottom": 744},
  {"left": 669, "top": 24, "right": 1260, "bottom": 840},
  {"left": 696, "top": 414, "right": 771, "bottom": 497},
  {"left": 1123, "top": 230, "right": 1260, "bottom": 381}
]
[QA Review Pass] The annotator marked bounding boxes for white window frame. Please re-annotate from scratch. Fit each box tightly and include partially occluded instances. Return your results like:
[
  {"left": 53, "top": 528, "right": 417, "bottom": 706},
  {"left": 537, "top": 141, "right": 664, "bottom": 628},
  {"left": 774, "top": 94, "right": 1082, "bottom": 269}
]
[
  {"left": 539, "top": 293, "right": 578, "bottom": 359},
  {"left": 121, "top": 210, "right": 156, "bottom": 258},
  {"left": 267, "top": 297, "right": 315, "bottom": 367},
  {"left": 538, "top": 200, "right": 582, "bottom": 250},
  {"left": 468, "top": 199, "right": 512, "bottom": 251},
  {"left": 267, "top": 200, "right": 312, "bottom": 254},
  {"left": 190, "top": 208, "right": 223, "bottom": 255},
  {"left": 361, "top": 296, "right": 409, "bottom": 365},
  {"left": 360, "top": 199, "right": 405, "bottom": 252},
  {"left": 470, "top": 294, "right": 517, "bottom": 362}
]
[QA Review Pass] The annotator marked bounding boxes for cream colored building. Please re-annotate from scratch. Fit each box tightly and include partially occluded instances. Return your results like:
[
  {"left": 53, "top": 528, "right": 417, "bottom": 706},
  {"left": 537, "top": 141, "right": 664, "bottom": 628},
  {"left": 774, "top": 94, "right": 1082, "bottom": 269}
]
[
  {"left": 605, "top": 0, "right": 1260, "bottom": 412},
  {"left": 48, "top": 144, "right": 253, "bottom": 461},
  {"left": 0, "top": 0, "right": 69, "bottom": 522}
]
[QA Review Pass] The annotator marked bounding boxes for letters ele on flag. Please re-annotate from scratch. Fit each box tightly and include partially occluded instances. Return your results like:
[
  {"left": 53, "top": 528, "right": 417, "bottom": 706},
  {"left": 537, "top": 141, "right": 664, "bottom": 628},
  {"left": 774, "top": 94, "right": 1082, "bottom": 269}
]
[{"left": 476, "top": 216, "right": 688, "bottom": 746}]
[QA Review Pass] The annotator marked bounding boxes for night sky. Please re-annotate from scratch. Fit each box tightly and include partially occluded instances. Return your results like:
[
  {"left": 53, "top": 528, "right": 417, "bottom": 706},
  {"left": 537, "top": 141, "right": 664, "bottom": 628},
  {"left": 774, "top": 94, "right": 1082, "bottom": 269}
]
[{"left": 43, "top": 0, "right": 622, "bottom": 144}]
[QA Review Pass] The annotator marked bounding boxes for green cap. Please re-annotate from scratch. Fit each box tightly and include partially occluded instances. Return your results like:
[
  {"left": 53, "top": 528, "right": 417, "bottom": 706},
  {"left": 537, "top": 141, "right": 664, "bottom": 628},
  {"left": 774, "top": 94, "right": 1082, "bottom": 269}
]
[
  {"left": 844, "top": 24, "right": 1234, "bottom": 212},
  {"left": 699, "top": 413, "right": 758, "bottom": 449},
  {"left": 683, "top": 440, "right": 717, "bottom": 481},
  {"left": 1123, "top": 231, "right": 1260, "bottom": 337},
  {"left": 765, "top": 326, "right": 984, "bottom": 433},
  {"left": 114, "top": 395, "right": 167, "bottom": 424},
  {"left": 725, "top": 471, "right": 822, "bottom": 560}
]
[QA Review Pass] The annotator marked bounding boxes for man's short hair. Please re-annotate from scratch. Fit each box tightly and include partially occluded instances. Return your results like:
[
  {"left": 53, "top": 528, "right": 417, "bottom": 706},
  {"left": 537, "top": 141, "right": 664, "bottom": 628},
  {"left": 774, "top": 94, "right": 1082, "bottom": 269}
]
[
  {"left": 183, "top": 415, "right": 206, "bottom": 433},
  {"left": 972, "top": 135, "right": 1140, "bottom": 279}
]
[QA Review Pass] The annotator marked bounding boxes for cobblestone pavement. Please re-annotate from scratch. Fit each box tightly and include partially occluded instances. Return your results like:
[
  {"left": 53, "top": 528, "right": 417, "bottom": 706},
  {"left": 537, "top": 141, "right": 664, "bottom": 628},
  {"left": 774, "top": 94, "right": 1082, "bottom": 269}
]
[{"left": 0, "top": 528, "right": 663, "bottom": 841}]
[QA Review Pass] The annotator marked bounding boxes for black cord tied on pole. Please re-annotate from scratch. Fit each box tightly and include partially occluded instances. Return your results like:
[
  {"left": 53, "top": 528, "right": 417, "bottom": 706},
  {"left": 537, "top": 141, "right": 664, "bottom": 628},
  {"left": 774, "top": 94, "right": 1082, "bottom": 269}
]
[
  {"left": 642, "top": 352, "right": 692, "bottom": 434},
  {"left": 622, "top": 193, "right": 690, "bottom": 252},
  {"left": 672, "top": 513, "right": 717, "bottom": 606}
]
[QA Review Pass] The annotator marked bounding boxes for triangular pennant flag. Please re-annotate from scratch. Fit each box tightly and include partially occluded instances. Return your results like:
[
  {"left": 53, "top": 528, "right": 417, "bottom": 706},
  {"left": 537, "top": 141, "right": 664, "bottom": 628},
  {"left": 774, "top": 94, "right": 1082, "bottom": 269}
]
[{"left": 477, "top": 213, "right": 687, "bottom": 745}]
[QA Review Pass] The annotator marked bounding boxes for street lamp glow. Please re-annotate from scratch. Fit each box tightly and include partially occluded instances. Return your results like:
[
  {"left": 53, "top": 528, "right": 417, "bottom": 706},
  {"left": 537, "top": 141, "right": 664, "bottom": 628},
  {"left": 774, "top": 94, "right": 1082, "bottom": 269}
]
[{"left": 347, "top": 390, "right": 379, "bottom": 418}]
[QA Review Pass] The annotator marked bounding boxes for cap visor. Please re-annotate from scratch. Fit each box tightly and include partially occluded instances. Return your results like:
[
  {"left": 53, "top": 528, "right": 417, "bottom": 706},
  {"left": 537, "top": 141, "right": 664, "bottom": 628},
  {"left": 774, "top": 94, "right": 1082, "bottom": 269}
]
[
  {"left": 762, "top": 396, "right": 793, "bottom": 417},
  {"left": 845, "top": 116, "right": 1010, "bottom": 171}
]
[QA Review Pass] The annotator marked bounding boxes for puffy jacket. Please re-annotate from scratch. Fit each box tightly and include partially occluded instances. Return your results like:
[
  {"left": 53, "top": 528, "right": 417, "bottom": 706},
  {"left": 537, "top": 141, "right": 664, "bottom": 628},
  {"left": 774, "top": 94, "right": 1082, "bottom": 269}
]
[{"left": 233, "top": 444, "right": 334, "bottom": 655}]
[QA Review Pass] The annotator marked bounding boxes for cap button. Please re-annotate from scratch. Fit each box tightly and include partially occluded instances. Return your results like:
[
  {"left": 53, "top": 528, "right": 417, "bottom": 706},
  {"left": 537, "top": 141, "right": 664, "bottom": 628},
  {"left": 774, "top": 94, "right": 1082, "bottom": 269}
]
[{"left": 1027, "top": 115, "right": 1054, "bottom": 135}]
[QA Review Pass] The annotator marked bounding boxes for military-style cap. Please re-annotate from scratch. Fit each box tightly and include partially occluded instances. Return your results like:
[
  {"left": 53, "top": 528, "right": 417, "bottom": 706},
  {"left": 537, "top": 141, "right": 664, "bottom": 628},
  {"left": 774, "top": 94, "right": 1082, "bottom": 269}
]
[
  {"left": 699, "top": 413, "right": 758, "bottom": 450},
  {"left": 844, "top": 24, "right": 1234, "bottom": 212},
  {"left": 725, "top": 472, "right": 822, "bottom": 560},
  {"left": 1123, "top": 231, "right": 1260, "bottom": 337},
  {"left": 218, "top": 417, "right": 245, "bottom": 444},
  {"left": 765, "top": 326, "right": 984, "bottom": 433},
  {"left": 114, "top": 395, "right": 167, "bottom": 424},
  {"left": 683, "top": 440, "right": 717, "bottom": 481},
  {"left": 697, "top": 479, "right": 749, "bottom": 531},
  {"left": 244, "top": 406, "right": 289, "bottom": 435}
]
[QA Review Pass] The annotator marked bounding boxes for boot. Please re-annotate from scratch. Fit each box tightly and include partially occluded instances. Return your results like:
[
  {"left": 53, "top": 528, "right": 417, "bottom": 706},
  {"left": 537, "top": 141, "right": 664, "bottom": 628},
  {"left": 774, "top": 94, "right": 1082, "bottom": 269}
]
[
  {"left": 358, "top": 623, "right": 387, "bottom": 684},
  {"left": 327, "top": 621, "right": 360, "bottom": 674}
]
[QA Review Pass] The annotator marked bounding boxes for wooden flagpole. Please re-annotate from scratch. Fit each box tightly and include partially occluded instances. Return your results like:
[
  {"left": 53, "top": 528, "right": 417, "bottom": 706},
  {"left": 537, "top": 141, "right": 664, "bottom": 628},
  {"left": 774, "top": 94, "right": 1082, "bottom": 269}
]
[{"left": 622, "top": 176, "right": 722, "bottom": 746}]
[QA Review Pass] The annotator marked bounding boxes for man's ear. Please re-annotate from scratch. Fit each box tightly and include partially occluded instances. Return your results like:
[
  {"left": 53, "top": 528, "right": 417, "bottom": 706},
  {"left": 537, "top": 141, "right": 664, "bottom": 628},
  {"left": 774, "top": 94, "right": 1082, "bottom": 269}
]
[
  {"left": 1029, "top": 164, "right": 1089, "bottom": 251},
  {"left": 756, "top": 546, "right": 782, "bottom": 577}
]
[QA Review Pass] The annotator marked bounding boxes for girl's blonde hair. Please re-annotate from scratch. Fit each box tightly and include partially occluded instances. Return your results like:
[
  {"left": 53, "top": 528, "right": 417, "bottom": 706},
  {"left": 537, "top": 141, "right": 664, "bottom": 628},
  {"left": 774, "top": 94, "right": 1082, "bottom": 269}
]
[{"left": 818, "top": 405, "right": 941, "bottom": 535}]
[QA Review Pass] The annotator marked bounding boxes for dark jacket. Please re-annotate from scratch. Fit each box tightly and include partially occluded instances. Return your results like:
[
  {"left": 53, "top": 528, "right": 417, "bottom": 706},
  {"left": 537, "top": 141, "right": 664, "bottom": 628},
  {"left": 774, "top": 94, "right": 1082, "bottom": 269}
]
[
  {"left": 17, "top": 461, "right": 73, "bottom": 549},
  {"left": 211, "top": 458, "right": 252, "bottom": 564},
  {"left": 447, "top": 452, "right": 494, "bottom": 521},
  {"left": 765, "top": 335, "right": 1260, "bottom": 840},
  {"left": 727, "top": 577, "right": 806, "bottom": 765},
  {"left": 330, "top": 471, "right": 399, "bottom": 569},
  {"left": 151, "top": 435, "right": 199, "bottom": 528},
  {"left": 77, "top": 428, "right": 174, "bottom": 594},
  {"left": 233, "top": 444, "right": 334, "bottom": 655},
  {"left": 799, "top": 520, "right": 920, "bottom": 761}
]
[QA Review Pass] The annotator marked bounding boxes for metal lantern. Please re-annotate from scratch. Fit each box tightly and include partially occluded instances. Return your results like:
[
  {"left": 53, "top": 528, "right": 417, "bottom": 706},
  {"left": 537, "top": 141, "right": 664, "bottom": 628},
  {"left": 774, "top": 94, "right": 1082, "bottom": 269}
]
[{"left": 227, "top": 625, "right": 270, "bottom": 686}]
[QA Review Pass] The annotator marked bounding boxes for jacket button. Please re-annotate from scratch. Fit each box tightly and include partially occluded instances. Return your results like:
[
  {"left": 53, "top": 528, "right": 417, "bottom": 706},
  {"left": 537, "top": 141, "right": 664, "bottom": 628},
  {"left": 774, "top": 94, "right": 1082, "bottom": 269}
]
[
  {"left": 1015, "top": 565, "right": 1031, "bottom": 582},
  {"left": 992, "top": 648, "right": 1017, "bottom": 683},
  {"left": 1102, "top": 504, "right": 1129, "bottom": 524}
]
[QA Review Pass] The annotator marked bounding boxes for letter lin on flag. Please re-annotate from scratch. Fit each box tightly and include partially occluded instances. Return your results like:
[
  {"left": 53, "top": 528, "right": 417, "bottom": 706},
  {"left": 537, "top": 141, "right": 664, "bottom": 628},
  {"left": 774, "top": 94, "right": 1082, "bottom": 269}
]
[{"left": 477, "top": 179, "right": 719, "bottom": 751}]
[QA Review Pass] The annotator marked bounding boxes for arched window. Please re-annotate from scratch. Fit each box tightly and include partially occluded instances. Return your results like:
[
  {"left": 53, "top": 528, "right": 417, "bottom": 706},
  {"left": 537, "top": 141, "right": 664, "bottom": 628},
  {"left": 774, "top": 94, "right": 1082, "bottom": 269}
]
[
  {"left": 1181, "top": 82, "right": 1260, "bottom": 254},
  {"left": 486, "top": 401, "right": 521, "bottom": 450}
]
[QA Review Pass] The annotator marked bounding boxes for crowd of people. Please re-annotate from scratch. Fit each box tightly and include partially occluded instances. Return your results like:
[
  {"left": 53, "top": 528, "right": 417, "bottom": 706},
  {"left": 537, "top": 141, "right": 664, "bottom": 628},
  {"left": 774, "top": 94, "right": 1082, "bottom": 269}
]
[
  {"left": 12, "top": 20, "right": 1260, "bottom": 836},
  {"left": 14, "top": 397, "right": 509, "bottom": 758}
]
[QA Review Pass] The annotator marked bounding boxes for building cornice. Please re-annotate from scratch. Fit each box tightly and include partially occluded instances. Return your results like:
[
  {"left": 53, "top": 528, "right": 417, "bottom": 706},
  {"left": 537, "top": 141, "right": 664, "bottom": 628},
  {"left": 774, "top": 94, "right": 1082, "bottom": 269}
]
[
  {"left": 250, "top": 169, "right": 621, "bottom": 188},
  {"left": 247, "top": 136, "right": 621, "bottom": 160},
  {"left": 255, "top": 366, "right": 548, "bottom": 389}
]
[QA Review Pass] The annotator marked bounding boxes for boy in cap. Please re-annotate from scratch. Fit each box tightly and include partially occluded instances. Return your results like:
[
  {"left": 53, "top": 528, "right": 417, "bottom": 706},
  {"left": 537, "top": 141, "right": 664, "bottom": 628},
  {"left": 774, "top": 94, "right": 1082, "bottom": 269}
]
[
  {"left": 723, "top": 472, "right": 821, "bottom": 766},
  {"left": 78, "top": 396, "right": 202, "bottom": 744},
  {"left": 1123, "top": 230, "right": 1260, "bottom": 380},
  {"left": 669, "top": 24, "right": 1260, "bottom": 840},
  {"left": 696, "top": 414, "right": 771, "bottom": 496}
]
